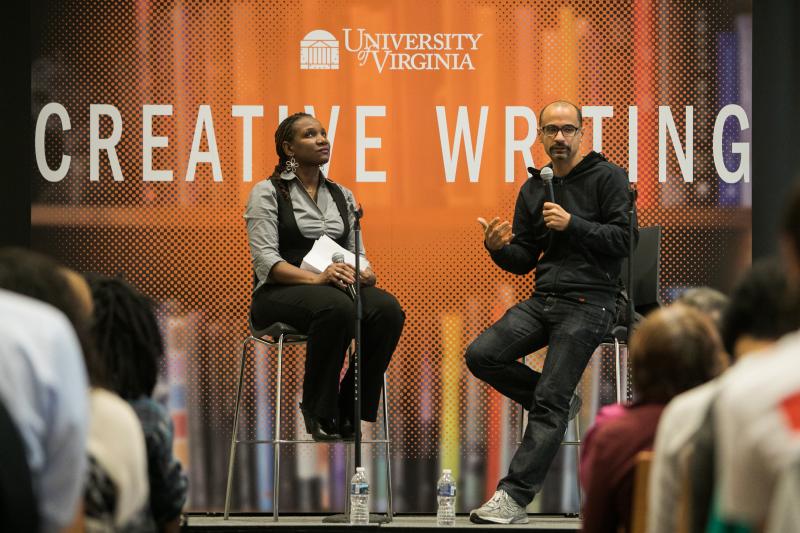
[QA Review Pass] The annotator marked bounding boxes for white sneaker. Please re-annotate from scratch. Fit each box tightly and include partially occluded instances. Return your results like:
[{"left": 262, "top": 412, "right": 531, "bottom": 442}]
[{"left": 469, "top": 489, "right": 529, "bottom": 524}]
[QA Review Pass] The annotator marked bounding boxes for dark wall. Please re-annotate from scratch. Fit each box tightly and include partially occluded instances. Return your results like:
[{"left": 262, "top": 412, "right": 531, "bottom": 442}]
[
  {"left": 752, "top": 0, "right": 800, "bottom": 259},
  {"left": 0, "top": 3, "right": 31, "bottom": 247}
]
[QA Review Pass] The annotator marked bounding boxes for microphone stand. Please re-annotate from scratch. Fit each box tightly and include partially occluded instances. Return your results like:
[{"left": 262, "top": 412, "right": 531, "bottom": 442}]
[
  {"left": 627, "top": 186, "right": 637, "bottom": 335},
  {"left": 324, "top": 204, "right": 389, "bottom": 524},
  {"left": 624, "top": 186, "right": 637, "bottom": 404},
  {"left": 353, "top": 205, "right": 363, "bottom": 469}
]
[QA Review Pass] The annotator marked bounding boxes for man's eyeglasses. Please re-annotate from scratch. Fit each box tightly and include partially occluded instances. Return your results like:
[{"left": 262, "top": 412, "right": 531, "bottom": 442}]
[{"left": 541, "top": 124, "right": 581, "bottom": 138}]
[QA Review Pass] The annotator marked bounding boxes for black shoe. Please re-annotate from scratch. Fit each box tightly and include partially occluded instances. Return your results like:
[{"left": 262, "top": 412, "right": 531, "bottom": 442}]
[
  {"left": 338, "top": 416, "right": 356, "bottom": 441},
  {"left": 337, "top": 405, "right": 363, "bottom": 441},
  {"left": 299, "top": 403, "right": 341, "bottom": 441}
]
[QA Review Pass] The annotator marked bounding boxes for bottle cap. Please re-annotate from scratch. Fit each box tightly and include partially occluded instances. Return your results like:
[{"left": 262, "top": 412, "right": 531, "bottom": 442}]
[
  {"left": 356, "top": 467, "right": 365, "bottom": 472},
  {"left": 443, "top": 469, "right": 451, "bottom": 474}
]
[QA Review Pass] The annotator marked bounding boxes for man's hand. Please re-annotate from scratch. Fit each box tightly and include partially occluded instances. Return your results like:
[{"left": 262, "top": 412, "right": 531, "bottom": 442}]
[
  {"left": 478, "top": 216, "right": 514, "bottom": 251},
  {"left": 543, "top": 202, "right": 571, "bottom": 231}
]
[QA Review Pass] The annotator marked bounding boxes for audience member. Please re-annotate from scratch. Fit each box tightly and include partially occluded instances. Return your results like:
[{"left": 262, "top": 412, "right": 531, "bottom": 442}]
[
  {"left": 648, "top": 260, "right": 798, "bottom": 533},
  {"left": 580, "top": 305, "right": 725, "bottom": 533},
  {"left": 0, "top": 288, "right": 88, "bottom": 532},
  {"left": 765, "top": 457, "right": 800, "bottom": 533},
  {"left": 61, "top": 270, "right": 151, "bottom": 531},
  {"left": 0, "top": 248, "right": 150, "bottom": 531},
  {"left": 675, "top": 286, "right": 729, "bottom": 331},
  {"left": 84, "top": 386, "right": 150, "bottom": 531},
  {"left": 0, "top": 248, "right": 100, "bottom": 382},
  {"left": 581, "top": 284, "right": 730, "bottom": 495},
  {"left": 87, "top": 274, "right": 188, "bottom": 532},
  {"left": 719, "top": 260, "right": 797, "bottom": 360},
  {"left": 711, "top": 187, "right": 800, "bottom": 530},
  {"left": 0, "top": 371, "right": 40, "bottom": 531}
]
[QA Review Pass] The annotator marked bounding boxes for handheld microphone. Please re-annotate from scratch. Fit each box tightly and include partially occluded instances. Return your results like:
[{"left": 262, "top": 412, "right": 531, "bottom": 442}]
[
  {"left": 540, "top": 167, "right": 555, "bottom": 203},
  {"left": 331, "top": 252, "right": 356, "bottom": 300}
]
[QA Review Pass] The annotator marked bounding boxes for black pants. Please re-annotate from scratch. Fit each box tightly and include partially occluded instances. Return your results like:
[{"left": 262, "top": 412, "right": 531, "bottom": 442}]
[
  {"left": 465, "top": 293, "right": 613, "bottom": 507},
  {"left": 251, "top": 284, "right": 405, "bottom": 422}
]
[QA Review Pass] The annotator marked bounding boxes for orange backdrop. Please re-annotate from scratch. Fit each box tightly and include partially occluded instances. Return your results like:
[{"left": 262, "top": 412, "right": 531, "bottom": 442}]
[{"left": 31, "top": 0, "right": 751, "bottom": 514}]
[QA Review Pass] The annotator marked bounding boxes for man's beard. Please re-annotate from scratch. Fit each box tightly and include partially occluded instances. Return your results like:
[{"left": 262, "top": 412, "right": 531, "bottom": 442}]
[{"left": 549, "top": 144, "right": 571, "bottom": 159}]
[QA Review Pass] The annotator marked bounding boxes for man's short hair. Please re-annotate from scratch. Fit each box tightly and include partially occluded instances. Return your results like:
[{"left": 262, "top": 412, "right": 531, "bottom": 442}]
[
  {"left": 721, "top": 259, "right": 800, "bottom": 356},
  {"left": 539, "top": 100, "right": 582, "bottom": 126},
  {"left": 675, "top": 287, "right": 729, "bottom": 330}
]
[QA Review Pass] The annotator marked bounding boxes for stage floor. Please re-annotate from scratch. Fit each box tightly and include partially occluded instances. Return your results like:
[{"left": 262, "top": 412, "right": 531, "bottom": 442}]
[{"left": 184, "top": 514, "right": 581, "bottom": 532}]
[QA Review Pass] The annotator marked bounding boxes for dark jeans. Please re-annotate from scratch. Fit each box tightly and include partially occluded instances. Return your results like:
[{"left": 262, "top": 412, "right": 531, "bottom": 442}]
[
  {"left": 465, "top": 293, "right": 613, "bottom": 507},
  {"left": 251, "top": 284, "right": 405, "bottom": 422}
]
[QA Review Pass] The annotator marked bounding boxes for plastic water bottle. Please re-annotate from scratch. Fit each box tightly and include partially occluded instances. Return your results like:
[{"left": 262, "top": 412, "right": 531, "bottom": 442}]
[
  {"left": 436, "top": 469, "right": 456, "bottom": 526},
  {"left": 349, "top": 466, "right": 370, "bottom": 525}
]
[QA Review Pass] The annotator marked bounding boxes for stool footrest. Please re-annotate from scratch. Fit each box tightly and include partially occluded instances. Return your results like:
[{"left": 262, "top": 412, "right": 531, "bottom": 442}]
[
  {"left": 249, "top": 336, "right": 308, "bottom": 346},
  {"left": 236, "top": 438, "right": 391, "bottom": 445}
]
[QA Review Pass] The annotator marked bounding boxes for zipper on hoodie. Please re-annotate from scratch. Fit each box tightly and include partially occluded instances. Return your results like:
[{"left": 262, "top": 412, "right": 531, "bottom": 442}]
[{"left": 550, "top": 176, "right": 568, "bottom": 294}]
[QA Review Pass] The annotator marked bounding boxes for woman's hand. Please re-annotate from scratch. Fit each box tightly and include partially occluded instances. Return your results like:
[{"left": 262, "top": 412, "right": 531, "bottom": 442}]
[
  {"left": 360, "top": 266, "right": 377, "bottom": 287},
  {"left": 316, "top": 262, "right": 356, "bottom": 289}
]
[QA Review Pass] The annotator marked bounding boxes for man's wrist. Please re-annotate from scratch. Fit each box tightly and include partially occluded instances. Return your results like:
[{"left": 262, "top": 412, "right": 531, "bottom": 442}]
[
  {"left": 565, "top": 213, "right": 589, "bottom": 237},
  {"left": 485, "top": 240, "right": 505, "bottom": 254}
]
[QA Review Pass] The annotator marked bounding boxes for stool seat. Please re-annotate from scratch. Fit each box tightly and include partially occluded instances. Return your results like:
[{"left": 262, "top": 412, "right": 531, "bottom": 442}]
[
  {"left": 250, "top": 321, "right": 307, "bottom": 341},
  {"left": 601, "top": 324, "right": 629, "bottom": 344}
]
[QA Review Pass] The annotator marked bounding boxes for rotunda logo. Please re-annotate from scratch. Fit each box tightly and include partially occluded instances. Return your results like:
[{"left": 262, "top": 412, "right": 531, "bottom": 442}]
[{"left": 300, "top": 29, "right": 340, "bottom": 70}]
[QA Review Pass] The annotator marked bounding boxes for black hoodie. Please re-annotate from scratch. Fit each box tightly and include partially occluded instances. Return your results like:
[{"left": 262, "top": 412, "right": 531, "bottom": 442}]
[{"left": 488, "top": 151, "right": 638, "bottom": 309}]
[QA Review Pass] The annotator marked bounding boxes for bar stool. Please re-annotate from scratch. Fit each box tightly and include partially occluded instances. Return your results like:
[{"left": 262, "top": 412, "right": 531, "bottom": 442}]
[
  {"left": 223, "top": 320, "right": 394, "bottom": 521},
  {"left": 598, "top": 225, "right": 663, "bottom": 404}
]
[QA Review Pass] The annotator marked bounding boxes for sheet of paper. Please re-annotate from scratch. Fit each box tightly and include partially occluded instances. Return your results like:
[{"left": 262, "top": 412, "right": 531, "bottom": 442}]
[{"left": 300, "top": 235, "right": 371, "bottom": 274}]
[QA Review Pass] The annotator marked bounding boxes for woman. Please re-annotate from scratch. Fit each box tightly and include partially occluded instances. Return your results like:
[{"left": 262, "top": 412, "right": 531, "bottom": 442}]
[
  {"left": 87, "top": 274, "right": 188, "bottom": 533},
  {"left": 245, "top": 112, "right": 405, "bottom": 441},
  {"left": 580, "top": 304, "right": 726, "bottom": 533}
]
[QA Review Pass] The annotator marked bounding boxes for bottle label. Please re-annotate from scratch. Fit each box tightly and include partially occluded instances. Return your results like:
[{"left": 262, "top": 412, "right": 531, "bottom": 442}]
[
  {"left": 437, "top": 484, "right": 456, "bottom": 497},
  {"left": 351, "top": 482, "right": 369, "bottom": 495}
]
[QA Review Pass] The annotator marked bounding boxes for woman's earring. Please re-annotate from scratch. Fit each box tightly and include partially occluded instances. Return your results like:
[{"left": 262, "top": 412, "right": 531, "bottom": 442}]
[{"left": 285, "top": 156, "right": 299, "bottom": 173}]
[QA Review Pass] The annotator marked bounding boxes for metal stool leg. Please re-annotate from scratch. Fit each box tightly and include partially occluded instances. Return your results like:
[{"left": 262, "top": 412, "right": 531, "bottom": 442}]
[
  {"left": 614, "top": 338, "right": 622, "bottom": 403},
  {"left": 224, "top": 337, "right": 251, "bottom": 520},
  {"left": 518, "top": 355, "right": 527, "bottom": 445},
  {"left": 623, "top": 343, "right": 632, "bottom": 403},
  {"left": 573, "top": 411, "right": 583, "bottom": 515},
  {"left": 382, "top": 374, "right": 393, "bottom": 521},
  {"left": 518, "top": 406, "right": 527, "bottom": 445},
  {"left": 343, "top": 343, "right": 355, "bottom": 519},
  {"left": 273, "top": 334, "right": 285, "bottom": 521},
  {"left": 344, "top": 446, "right": 352, "bottom": 517}
]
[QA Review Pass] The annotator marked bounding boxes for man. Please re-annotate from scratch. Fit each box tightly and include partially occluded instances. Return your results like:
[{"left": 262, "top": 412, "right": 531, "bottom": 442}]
[
  {"left": 0, "top": 289, "right": 89, "bottom": 532},
  {"left": 709, "top": 185, "right": 800, "bottom": 531},
  {"left": 465, "top": 100, "right": 637, "bottom": 524},
  {"left": 675, "top": 287, "right": 729, "bottom": 332}
]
